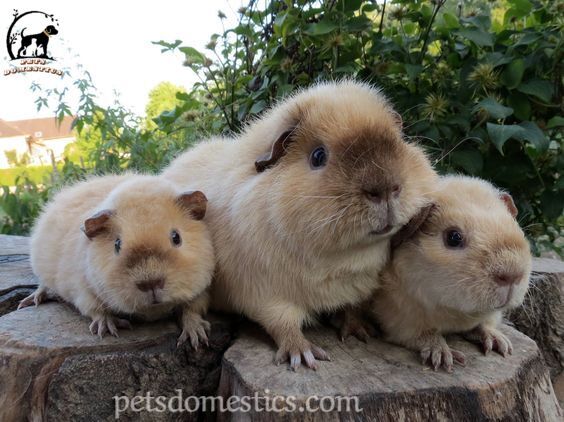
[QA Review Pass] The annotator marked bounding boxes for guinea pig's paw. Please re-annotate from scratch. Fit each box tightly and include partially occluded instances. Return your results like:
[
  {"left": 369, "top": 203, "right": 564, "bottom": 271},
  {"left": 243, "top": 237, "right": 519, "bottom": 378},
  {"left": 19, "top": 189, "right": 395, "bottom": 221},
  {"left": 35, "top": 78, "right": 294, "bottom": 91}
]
[
  {"left": 17, "top": 286, "right": 48, "bottom": 309},
  {"left": 89, "top": 314, "right": 131, "bottom": 338},
  {"left": 470, "top": 326, "right": 513, "bottom": 357},
  {"left": 275, "top": 338, "right": 330, "bottom": 371},
  {"left": 419, "top": 337, "right": 466, "bottom": 373},
  {"left": 177, "top": 313, "right": 211, "bottom": 350},
  {"left": 339, "top": 314, "right": 377, "bottom": 343}
]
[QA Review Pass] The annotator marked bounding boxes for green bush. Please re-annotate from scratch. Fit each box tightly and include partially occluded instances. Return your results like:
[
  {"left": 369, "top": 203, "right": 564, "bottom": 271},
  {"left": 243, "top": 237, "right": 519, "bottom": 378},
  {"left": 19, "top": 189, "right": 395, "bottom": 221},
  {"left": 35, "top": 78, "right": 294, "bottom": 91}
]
[
  {"left": 1, "top": 0, "right": 562, "bottom": 257},
  {"left": 155, "top": 0, "right": 563, "bottom": 256},
  {"left": 0, "top": 165, "right": 55, "bottom": 186}
]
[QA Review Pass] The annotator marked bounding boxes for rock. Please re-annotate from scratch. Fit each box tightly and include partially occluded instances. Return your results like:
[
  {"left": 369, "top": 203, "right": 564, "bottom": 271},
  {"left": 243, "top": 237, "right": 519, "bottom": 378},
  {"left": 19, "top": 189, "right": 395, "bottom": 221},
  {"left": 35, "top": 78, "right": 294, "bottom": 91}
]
[
  {"left": 0, "top": 235, "right": 37, "bottom": 316},
  {"left": 508, "top": 258, "right": 564, "bottom": 378},
  {"left": 219, "top": 324, "right": 562, "bottom": 421},
  {"left": 555, "top": 373, "right": 564, "bottom": 410},
  {"left": 0, "top": 303, "right": 235, "bottom": 421}
]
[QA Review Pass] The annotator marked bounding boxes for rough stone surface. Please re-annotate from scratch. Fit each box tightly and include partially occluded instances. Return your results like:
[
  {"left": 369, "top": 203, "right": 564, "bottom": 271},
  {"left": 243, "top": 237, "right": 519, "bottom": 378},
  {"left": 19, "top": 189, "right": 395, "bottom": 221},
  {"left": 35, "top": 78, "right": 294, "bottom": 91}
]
[
  {"left": 219, "top": 324, "right": 562, "bottom": 421},
  {"left": 508, "top": 258, "right": 564, "bottom": 378},
  {"left": 0, "top": 235, "right": 37, "bottom": 317},
  {"left": 0, "top": 303, "right": 236, "bottom": 421}
]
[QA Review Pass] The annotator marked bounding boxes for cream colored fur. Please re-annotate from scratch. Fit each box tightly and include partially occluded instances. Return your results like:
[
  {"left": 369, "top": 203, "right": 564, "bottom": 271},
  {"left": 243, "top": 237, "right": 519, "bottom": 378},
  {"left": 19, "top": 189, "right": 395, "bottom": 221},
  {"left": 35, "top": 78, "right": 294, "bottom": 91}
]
[
  {"left": 162, "top": 80, "right": 437, "bottom": 368},
  {"left": 24, "top": 174, "right": 215, "bottom": 346},
  {"left": 371, "top": 175, "right": 532, "bottom": 371}
]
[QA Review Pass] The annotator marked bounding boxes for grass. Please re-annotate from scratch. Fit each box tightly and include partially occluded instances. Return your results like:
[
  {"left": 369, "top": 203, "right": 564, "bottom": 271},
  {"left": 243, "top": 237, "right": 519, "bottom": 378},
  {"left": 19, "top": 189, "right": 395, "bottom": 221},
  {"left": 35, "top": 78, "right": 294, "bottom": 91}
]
[{"left": 0, "top": 166, "right": 58, "bottom": 186}]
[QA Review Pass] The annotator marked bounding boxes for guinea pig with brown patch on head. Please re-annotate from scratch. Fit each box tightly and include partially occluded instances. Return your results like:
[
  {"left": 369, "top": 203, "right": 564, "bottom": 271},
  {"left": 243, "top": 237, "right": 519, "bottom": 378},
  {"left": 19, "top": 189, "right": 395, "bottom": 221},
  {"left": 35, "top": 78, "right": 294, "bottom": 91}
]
[
  {"left": 369, "top": 175, "right": 532, "bottom": 372},
  {"left": 162, "top": 80, "right": 438, "bottom": 369},
  {"left": 19, "top": 174, "right": 215, "bottom": 348}
]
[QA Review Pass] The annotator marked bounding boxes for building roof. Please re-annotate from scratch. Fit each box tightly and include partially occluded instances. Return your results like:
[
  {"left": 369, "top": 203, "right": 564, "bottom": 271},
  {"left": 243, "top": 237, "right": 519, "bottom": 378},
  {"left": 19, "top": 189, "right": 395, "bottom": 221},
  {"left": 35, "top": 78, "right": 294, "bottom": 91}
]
[
  {"left": 0, "top": 116, "right": 75, "bottom": 140},
  {"left": 0, "top": 119, "right": 24, "bottom": 137}
]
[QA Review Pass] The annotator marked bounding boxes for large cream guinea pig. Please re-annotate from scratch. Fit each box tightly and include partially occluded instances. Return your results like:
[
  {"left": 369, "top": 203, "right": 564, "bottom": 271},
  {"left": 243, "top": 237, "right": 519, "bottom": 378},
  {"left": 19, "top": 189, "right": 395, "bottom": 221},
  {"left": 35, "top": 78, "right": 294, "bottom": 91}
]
[
  {"left": 162, "top": 80, "right": 437, "bottom": 369},
  {"left": 20, "top": 174, "right": 214, "bottom": 348},
  {"left": 370, "top": 175, "right": 532, "bottom": 372}
]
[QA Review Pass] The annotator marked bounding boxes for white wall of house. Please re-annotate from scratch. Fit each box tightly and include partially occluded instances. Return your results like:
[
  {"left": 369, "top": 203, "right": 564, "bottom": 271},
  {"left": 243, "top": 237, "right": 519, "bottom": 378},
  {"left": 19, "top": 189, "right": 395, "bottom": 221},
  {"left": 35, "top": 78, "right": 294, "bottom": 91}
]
[
  {"left": 0, "top": 136, "right": 29, "bottom": 168},
  {"left": 30, "top": 137, "right": 76, "bottom": 166},
  {"left": 0, "top": 136, "right": 76, "bottom": 168}
]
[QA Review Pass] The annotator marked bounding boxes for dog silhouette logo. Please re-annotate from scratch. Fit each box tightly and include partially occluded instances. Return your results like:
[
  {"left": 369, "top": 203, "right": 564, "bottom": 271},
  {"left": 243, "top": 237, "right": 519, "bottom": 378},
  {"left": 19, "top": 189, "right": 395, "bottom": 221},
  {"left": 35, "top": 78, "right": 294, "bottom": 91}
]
[{"left": 6, "top": 10, "right": 60, "bottom": 60}]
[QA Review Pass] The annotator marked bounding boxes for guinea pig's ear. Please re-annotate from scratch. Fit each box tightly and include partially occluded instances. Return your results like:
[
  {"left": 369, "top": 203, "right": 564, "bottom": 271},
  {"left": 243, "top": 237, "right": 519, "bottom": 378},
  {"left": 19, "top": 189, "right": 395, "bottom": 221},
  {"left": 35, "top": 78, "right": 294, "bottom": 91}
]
[
  {"left": 81, "top": 209, "right": 114, "bottom": 240},
  {"left": 500, "top": 192, "right": 518, "bottom": 218},
  {"left": 176, "top": 190, "right": 208, "bottom": 220},
  {"left": 391, "top": 204, "right": 435, "bottom": 250},
  {"left": 255, "top": 128, "right": 296, "bottom": 173},
  {"left": 391, "top": 110, "right": 403, "bottom": 130}
]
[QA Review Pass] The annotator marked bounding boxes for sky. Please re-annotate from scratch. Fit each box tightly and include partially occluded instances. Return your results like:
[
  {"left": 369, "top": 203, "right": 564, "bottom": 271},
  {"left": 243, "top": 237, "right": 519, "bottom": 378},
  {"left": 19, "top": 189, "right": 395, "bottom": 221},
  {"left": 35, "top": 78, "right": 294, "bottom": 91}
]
[{"left": 0, "top": 0, "right": 242, "bottom": 121}]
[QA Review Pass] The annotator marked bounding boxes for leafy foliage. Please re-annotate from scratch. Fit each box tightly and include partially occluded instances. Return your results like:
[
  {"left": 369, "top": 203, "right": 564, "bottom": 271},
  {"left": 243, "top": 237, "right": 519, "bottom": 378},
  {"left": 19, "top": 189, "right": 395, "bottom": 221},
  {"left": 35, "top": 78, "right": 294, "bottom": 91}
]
[
  {"left": 155, "top": 0, "right": 563, "bottom": 255},
  {"left": 1, "top": 0, "right": 562, "bottom": 257}
]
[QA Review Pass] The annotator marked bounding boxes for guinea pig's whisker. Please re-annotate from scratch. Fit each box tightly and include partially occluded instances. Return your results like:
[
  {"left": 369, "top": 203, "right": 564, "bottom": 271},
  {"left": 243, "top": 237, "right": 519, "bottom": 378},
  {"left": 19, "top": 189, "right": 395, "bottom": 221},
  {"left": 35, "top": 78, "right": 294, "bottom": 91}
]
[
  {"left": 433, "top": 139, "right": 472, "bottom": 165},
  {"left": 308, "top": 204, "right": 353, "bottom": 238}
]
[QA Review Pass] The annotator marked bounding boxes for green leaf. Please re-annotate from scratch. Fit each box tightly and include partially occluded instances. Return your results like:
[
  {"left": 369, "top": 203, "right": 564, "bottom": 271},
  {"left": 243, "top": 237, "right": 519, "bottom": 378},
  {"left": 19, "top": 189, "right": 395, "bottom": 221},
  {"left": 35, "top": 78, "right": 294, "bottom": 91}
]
[
  {"left": 501, "top": 59, "right": 525, "bottom": 89},
  {"left": 304, "top": 21, "right": 339, "bottom": 35},
  {"left": 514, "top": 121, "right": 548, "bottom": 152},
  {"left": 249, "top": 100, "right": 267, "bottom": 115},
  {"left": 487, "top": 123, "right": 523, "bottom": 154},
  {"left": 475, "top": 98, "right": 514, "bottom": 119},
  {"left": 404, "top": 64, "right": 423, "bottom": 81},
  {"left": 179, "top": 46, "right": 205, "bottom": 64},
  {"left": 507, "top": 93, "right": 531, "bottom": 120},
  {"left": 540, "top": 190, "right": 564, "bottom": 220},
  {"left": 443, "top": 13, "right": 460, "bottom": 29},
  {"left": 456, "top": 28, "right": 494, "bottom": 47},
  {"left": 344, "top": 15, "right": 372, "bottom": 32},
  {"left": 152, "top": 40, "right": 182, "bottom": 52},
  {"left": 547, "top": 116, "right": 564, "bottom": 129},
  {"left": 514, "top": 32, "right": 542, "bottom": 47},
  {"left": 451, "top": 149, "right": 484, "bottom": 174},
  {"left": 506, "top": 0, "right": 533, "bottom": 19},
  {"left": 517, "top": 80, "right": 554, "bottom": 103}
]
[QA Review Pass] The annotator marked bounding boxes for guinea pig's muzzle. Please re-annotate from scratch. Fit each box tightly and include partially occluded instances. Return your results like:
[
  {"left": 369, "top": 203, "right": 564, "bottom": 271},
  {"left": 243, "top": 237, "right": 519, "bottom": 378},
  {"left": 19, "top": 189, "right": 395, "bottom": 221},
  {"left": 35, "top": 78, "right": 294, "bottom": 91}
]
[
  {"left": 136, "top": 278, "right": 165, "bottom": 304},
  {"left": 492, "top": 270, "right": 527, "bottom": 309}
]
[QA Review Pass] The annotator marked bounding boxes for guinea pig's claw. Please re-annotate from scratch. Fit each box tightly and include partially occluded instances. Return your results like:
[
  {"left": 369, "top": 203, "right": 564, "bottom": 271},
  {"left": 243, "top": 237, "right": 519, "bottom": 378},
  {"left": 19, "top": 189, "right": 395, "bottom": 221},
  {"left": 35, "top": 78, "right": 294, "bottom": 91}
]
[
  {"left": 18, "top": 288, "right": 47, "bottom": 310},
  {"left": 420, "top": 344, "right": 465, "bottom": 373},
  {"left": 177, "top": 318, "right": 210, "bottom": 350},
  {"left": 275, "top": 342, "right": 330, "bottom": 371},
  {"left": 89, "top": 315, "right": 127, "bottom": 338}
]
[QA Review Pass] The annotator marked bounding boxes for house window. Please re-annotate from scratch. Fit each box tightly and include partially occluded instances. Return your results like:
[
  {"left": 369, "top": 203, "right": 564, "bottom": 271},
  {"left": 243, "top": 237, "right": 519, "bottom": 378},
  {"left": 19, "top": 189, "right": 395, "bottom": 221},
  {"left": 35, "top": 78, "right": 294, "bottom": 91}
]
[{"left": 34, "top": 131, "right": 43, "bottom": 138}]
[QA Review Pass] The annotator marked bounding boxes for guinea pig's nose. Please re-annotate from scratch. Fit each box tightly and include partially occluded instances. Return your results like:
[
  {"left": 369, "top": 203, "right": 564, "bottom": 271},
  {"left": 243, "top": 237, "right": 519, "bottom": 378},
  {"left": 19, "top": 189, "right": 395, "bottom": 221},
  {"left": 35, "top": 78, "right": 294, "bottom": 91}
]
[
  {"left": 494, "top": 272, "right": 522, "bottom": 286},
  {"left": 136, "top": 278, "right": 165, "bottom": 292}
]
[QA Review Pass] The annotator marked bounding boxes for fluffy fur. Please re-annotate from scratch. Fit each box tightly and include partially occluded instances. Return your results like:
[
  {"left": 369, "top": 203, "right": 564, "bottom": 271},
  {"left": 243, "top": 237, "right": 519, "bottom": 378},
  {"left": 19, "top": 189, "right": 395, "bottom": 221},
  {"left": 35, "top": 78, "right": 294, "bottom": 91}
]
[
  {"left": 163, "top": 80, "right": 437, "bottom": 369},
  {"left": 370, "top": 175, "right": 532, "bottom": 372},
  {"left": 21, "top": 174, "right": 215, "bottom": 347}
]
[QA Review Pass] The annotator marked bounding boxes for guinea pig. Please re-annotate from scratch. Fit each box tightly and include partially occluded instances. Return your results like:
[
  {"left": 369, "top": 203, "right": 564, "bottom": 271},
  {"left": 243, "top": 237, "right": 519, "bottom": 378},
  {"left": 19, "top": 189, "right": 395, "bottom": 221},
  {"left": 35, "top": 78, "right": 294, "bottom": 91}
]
[
  {"left": 162, "top": 80, "right": 437, "bottom": 369},
  {"left": 19, "top": 174, "right": 215, "bottom": 348},
  {"left": 369, "top": 175, "right": 532, "bottom": 372}
]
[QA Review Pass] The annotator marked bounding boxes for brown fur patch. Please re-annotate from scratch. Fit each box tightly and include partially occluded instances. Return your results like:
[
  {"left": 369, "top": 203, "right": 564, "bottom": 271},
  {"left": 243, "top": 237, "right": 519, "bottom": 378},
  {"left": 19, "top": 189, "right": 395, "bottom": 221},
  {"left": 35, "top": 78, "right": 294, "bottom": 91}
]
[{"left": 124, "top": 245, "right": 168, "bottom": 269}]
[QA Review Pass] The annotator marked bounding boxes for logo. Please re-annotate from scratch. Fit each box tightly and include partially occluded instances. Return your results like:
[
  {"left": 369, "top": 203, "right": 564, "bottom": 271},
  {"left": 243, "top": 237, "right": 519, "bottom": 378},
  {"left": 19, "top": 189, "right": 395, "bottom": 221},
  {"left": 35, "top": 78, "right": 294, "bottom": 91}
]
[{"left": 4, "top": 9, "right": 62, "bottom": 76}]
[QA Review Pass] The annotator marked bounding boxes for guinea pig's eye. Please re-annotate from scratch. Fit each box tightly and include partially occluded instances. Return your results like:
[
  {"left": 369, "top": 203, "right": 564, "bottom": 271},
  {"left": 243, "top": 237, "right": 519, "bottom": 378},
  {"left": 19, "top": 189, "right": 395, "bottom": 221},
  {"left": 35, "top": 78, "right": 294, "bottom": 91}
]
[
  {"left": 170, "top": 230, "right": 182, "bottom": 247},
  {"left": 309, "top": 146, "right": 328, "bottom": 169},
  {"left": 443, "top": 228, "right": 465, "bottom": 249},
  {"left": 114, "top": 238, "right": 122, "bottom": 254}
]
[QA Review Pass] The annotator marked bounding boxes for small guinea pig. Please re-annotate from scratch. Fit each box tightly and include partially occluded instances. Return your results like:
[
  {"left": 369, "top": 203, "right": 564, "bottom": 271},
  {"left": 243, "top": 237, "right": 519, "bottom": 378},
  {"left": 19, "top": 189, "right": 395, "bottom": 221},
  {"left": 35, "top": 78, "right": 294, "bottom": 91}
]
[
  {"left": 369, "top": 175, "right": 532, "bottom": 372},
  {"left": 163, "top": 80, "right": 437, "bottom": 369},
  {"left": 19, "top": 174, "right": 215, "bottom": 348}
]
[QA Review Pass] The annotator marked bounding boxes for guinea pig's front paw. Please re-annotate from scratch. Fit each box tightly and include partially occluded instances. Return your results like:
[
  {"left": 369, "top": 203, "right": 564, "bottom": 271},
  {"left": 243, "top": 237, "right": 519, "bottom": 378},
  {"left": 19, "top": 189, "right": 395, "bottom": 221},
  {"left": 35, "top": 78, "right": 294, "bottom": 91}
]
[
  {"left": 275, "top": 338, "right": 331, "bottom": 371},
  {"left": 89, "top": 314, "right": 131, "bottom": 338},
  {"left": 418, "top": 335, "right": 466, "bottom": 373},
  {"left": 467, "top": 325, "right": 513, "bottom": 357},
  {"left": 339, "top": 312, "right": 377, "bottom": 343},
  {"left": 177, "top": 313, "right": 211, "bottom": 350}
]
